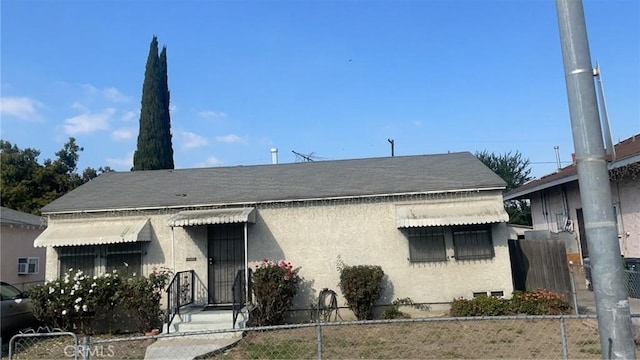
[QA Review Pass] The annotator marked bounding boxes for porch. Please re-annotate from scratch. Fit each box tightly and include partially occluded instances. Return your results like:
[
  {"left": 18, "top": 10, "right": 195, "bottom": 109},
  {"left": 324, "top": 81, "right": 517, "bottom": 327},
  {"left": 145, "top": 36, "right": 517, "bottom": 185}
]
[{"left": 164, "top": 269, "right": 253, "bottom": 334}]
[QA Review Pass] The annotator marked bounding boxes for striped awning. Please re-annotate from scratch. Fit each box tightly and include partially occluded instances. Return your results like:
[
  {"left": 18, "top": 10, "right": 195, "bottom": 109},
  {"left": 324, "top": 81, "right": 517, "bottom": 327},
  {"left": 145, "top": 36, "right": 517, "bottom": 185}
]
[
  {"left": 167, "top": 208, "right": 256, "bottom": 227},
  {"left": 396, "top": 199, "right": 508, "bottom": 228},
  {"left": 34, "top": 219, "right": 151, "bottom": 247}
]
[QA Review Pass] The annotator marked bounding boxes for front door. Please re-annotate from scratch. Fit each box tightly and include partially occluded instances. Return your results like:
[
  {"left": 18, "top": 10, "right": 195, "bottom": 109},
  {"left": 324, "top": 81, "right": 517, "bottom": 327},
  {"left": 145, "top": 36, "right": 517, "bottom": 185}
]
[{"left": 207, "top": 224, "right": 245, "bottom": 305}]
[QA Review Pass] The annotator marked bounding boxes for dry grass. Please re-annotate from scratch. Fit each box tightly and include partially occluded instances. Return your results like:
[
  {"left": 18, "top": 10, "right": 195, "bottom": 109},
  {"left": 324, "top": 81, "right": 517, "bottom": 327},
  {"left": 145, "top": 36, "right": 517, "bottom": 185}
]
[
  {"left": 5, "top": 318, "right": 639, "bottom": 360},
  {"left": 213, "top": 318, "right": 627, "bottom": 360}
]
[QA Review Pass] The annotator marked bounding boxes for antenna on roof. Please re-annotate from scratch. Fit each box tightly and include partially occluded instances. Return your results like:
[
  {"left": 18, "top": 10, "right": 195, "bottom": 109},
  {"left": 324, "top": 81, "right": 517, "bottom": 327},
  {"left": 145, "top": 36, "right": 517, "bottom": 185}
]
[
  {"left": 292, "top": 150, "right": 315, "bottom": 162},
  {"left": 388, "top": 139, "right": 395, "bottom": 157},
  {"left": 554, "top": 146, "right": 561, "bottom": 171},
  {"left": 594, "top": 61, "right": 616, "bottom": 162}
]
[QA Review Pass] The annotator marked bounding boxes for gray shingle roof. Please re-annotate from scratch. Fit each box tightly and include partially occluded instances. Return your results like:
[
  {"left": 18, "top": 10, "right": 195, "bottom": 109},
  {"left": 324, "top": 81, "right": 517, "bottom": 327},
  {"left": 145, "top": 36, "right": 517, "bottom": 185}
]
[
  {"left": 1, "top": 207, "right": 47, "bottom": 227},
  {"left": 41, "top": 152, "right": 506, "bottom": 214}
]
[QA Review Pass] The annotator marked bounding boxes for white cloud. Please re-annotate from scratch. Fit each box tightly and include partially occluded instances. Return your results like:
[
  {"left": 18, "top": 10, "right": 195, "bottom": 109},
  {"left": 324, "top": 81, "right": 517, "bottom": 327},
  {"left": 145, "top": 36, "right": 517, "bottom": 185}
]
[
  {"left": 197, "top": 110, "right": 227, "bottom": 120},
  {"left": 121, "top": 110, "right": 138, "bottom": 122},
  {"left": 413, "top": 120, "right": 423, "bottom": 127},
  {"left": 112, "top": 128, "right": 135, "bottom": 141},
  {"left": 82, "top": 84, "right": 130, "bottom": 103},
  {"left": 194, "top": 156, "right": 224, "bottom": 168},
  {"left": 103, "top": 87, "right": 130, "bottom": 102},
  {"left": 170, "top": 104, "right": 177, "bottom": 114},
  {"left": 106, "top": 151, "right": 134, "bottom": 170},
  {"left": 71, "top": 102, "right": 88, "bottom": 112},
  {"left": 0, "top": 96, "right": 44, "bottom": 121},
  {"left": 82, "top": 83, "right": 99, "bottom": 94},
  {"left": 180, "top": 131, "right": 209, "bottom": 149},
  {"left": 216, "top": 134, "right": 248, "bottom": 144},
  {"left": 63, "top": 108, "right": 115, "bottom": 135}
]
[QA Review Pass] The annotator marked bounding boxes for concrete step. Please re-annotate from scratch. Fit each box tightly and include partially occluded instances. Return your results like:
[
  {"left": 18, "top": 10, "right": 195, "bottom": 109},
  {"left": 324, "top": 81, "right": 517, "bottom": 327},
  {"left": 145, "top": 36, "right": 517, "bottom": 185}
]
[
  {"left": 178, "top": 310, "right": 233, "bottom": 323},
  {"left": 173, "top": 321, "right": 237, "bottom": 334},
  {"left": 166, "top": 307, "right": 250, "bottom": 334}
]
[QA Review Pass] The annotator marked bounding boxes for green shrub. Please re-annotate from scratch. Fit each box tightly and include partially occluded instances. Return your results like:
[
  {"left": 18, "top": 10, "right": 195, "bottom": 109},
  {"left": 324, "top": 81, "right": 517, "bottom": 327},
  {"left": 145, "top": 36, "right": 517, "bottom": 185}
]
[
  {"left": 252, "top": 259, "right": 301, "bottom": 326},
  {"left": 27, "top": 267, "right": 171, "bottom": 334},
  {"left": 382, "top": 297, "right": 430, "bottom": 319},
  {"left": 27, "top": 269, "right": 122, "bottom": 333},
  {"left": 119, "top": 266, "right": 172, "bottom": 332},
  {"left": 449, "top": 295, "right": 508, "bottom": 317},
  {"left": 338, "top": 263, "right": 384, "bottom": 320},
  {"left": 449, "top": 289, "right": 572, "bottom": 317},
  {"left": 510, "top": 289, "right": 571, "bottom": 315}
]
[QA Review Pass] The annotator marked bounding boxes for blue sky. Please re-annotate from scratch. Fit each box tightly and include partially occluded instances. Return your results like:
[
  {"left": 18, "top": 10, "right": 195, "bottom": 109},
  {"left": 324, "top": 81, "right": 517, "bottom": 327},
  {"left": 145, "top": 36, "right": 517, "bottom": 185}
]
[{"left": 1, "top": 0, "right": 638, "bottom": 179}]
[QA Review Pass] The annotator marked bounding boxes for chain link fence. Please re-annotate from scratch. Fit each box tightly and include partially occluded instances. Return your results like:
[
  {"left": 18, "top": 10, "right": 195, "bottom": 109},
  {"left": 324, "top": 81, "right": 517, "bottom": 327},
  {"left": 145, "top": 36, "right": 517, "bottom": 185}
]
[
  {"left": 9, "top": 314, "right": 637, "bottom": 359},
  {"left": 568, "top": 261, "right": 640, "bottom": 315}
]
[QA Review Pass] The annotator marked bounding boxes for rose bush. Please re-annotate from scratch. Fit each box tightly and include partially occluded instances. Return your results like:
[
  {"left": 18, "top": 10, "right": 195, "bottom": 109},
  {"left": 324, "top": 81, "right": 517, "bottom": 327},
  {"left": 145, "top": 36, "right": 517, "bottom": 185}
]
[{"left": 251, "top": 259, "right": 301, "bottom": 326}]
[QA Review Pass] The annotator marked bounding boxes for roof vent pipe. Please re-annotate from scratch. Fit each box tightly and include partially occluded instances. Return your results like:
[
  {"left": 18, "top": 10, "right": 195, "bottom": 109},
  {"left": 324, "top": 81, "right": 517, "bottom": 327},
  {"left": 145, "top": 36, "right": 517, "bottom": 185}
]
[{"left": 270, "top": 148, "right": 278, "bottom": 164}]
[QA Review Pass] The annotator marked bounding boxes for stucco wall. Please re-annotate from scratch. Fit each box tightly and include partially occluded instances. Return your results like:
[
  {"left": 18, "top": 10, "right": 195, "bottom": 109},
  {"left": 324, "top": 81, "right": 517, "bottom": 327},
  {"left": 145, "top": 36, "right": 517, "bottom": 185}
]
[
  {"left": 248, "top": 194, "right": 513, "bottom": 309},
  {"left": 43, "top": 192, "right": 514, "bottom": 314},
  {"left": 612, "top": 177, "right": 640, "bottom": 257},
  {"left": 1, "top": 224, "right": 47, "bottom": 288},
  {"left": 529, "top": 176, "right": 640, "bottom": 259}
]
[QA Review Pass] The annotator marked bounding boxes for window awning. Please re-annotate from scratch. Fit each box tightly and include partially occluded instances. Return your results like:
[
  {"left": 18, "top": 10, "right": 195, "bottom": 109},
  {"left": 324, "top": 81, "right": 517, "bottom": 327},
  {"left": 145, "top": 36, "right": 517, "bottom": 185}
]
[
  {"left": 34, "top": 219, "right": 151, "bottom": 248},
  {"left": 167, "top": 207, "right": 256, "bottom": 227},
  {"left": 396, "top": 199, "right": 508, "bottom": 228}
]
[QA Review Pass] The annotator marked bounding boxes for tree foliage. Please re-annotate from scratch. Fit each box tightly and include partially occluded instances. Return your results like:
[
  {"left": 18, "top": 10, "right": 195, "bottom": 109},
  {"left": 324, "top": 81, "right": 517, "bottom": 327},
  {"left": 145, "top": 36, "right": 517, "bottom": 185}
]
[
  {"left": 0, "top": 138, "right": 112, "bottom": 215},
  {"left": 475, "top": 150, "right": 533, "bottom": 226},
  {"left": 132, "top": 36, "right": 174, "bottom": 171}
]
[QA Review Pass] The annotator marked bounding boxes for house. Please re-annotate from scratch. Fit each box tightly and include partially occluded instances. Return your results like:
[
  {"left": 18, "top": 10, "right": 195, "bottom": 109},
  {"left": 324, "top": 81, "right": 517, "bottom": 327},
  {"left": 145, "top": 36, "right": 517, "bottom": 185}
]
[
  {"left": 505, "top": 134, "right": 640, "bottom": 264},
  {"left": 35, "top": 152, "right": 513, "bottom": 324},
  {"left": 1, "top": 207, "right": 47, "bottom": 290}
]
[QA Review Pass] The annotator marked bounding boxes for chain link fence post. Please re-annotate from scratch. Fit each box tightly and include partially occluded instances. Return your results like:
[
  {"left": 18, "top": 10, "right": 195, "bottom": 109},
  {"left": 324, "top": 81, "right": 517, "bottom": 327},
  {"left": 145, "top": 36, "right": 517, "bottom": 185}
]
[
  {"left": 316, "top": 322, "right": 323, "bottom": 360},
  {"left": 82, "top": 334, "right": 90, "bottom": 360},
  {"left": 569, "top": 262, "right": 579, "bottom": 314},
  {"left": 560, "top": 317, "right": 568, "bottom": 360}
]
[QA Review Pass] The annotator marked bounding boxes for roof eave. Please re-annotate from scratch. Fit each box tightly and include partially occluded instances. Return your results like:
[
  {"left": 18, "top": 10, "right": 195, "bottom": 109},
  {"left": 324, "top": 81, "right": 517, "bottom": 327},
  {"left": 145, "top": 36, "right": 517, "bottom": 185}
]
[
  {"left": 42, "top": 186, "right": 507, "bottom": 216},
  {"left": 505, "top": 153, "right": 640, "bottom": 201}
]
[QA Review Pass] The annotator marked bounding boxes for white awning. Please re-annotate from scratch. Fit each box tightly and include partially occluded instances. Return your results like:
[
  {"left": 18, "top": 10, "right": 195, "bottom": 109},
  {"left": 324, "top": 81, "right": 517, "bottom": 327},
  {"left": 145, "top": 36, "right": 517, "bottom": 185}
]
[
  {"left": 34, "top": 219, "right": 151, "bottom": 247},
  {"left": 167, "top": 208, "right": 256, "bottom": 227},
  {"left": 396, "top": 199, "right": 508, "bottom": 228}
]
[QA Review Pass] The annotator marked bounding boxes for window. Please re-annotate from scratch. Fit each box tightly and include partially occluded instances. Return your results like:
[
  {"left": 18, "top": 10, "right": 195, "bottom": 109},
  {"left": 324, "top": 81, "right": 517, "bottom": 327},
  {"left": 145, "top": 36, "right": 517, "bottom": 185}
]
[
  {"left": 58, "top": 243, "right": 143, "bottom": 277},
  {"left": 452, "top": 225, "right": 494, "bottom": 260},
  {"left": 407, "top": 227, "right": 447, "bottom": 262},
  {"left": 59, "top": 246, "right": 98, "bottom": 277},
  {"left": 17, "top": 257, "right": 39, "bottom": 274},
  {"left": 106, "top": 243, "right": 142, "bottom": 278}
]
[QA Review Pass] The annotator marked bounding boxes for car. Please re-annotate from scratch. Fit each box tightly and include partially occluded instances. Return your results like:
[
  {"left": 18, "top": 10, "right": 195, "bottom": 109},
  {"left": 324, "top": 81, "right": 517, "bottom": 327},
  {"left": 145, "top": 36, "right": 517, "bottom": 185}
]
[{"left": 1, "top": 281, "right": 40, "bottom": 340}]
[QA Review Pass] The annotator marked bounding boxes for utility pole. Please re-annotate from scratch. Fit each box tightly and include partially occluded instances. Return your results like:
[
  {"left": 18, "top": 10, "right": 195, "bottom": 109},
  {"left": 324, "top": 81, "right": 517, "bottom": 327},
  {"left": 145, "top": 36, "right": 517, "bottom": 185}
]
[
  {"left": 388, "top": 139, "right": 394, "bottom": 157},
  {"left": 555, "top": 1, "right": 635, "bottom": 358}
]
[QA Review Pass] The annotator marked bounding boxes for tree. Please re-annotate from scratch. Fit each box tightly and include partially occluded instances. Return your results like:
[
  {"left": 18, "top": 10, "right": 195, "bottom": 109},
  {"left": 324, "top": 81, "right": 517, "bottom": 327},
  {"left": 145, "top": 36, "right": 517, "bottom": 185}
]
[
  {"left": 0, "top": 138, "right": 111, "bottom": 215},
  {"left": 132, "top": 36, "right": 174, "bottom": 171},
  {"left": 475, "top": 150, "right": 533, "bottom": 226}
]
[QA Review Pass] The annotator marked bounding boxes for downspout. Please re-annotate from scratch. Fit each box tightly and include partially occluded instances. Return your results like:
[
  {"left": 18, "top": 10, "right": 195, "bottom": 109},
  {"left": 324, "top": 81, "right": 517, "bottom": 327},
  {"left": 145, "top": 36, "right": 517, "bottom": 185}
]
[
  {"left": 561, "top": 185, "right": 570, "bottom": 231},
  {"left": 244, "top": 223, "right": 249, "bottom": 304},
  {"left": 616, "top": 181, "right": 628, "bottom": 255},
  {"left": 171, "top": 226, "right": 176, "bottom": 272}
]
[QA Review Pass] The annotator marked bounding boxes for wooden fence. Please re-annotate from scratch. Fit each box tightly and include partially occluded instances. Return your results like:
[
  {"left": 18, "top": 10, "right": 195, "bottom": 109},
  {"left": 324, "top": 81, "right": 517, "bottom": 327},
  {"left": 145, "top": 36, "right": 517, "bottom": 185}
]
[{"left": 509, "top": 239, "right": 572, "bottom": 299}]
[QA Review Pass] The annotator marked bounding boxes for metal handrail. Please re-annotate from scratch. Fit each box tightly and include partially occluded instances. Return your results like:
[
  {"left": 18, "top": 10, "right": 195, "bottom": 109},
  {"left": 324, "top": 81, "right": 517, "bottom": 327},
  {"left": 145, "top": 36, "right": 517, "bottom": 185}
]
[
  {"left": 232, "top": 268, "right": 252, "bottom": 328},
  {"left": 165, "top": 270, "right": 195, "bottom": 333}
]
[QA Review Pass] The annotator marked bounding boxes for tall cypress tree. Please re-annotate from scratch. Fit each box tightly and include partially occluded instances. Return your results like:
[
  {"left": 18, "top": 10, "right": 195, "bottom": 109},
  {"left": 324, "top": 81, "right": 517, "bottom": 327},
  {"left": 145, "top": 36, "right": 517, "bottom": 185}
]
[{"left": 133, "top": 36, "right": 174, "bottom": 171}]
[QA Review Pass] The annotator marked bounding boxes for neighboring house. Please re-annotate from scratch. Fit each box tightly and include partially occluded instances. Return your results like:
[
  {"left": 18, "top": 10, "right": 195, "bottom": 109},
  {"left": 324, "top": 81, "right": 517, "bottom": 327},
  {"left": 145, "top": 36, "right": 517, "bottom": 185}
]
[
  {"left": 505, "top": 134, "right": 640, "bottom": 264},
  {"left": 35, "top": 152, "right": 513, "bottom": 322},
  {"left": 0, "top": 207, "right": 47, "bottom": 290}
]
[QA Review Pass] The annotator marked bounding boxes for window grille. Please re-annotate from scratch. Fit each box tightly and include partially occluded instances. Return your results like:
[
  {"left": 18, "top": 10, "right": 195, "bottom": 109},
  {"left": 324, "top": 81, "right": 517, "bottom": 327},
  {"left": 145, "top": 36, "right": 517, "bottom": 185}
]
[
  {"left": 452, "top": 225, "right": 494, "bottom": 260},
  {"left": 407, "top": 227, "right": 447, "bottom": 262}
]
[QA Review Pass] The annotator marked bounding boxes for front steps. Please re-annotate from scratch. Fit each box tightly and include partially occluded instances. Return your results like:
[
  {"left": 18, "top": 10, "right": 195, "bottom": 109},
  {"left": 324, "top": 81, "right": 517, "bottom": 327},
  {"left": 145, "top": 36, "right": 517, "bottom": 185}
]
[{"left": 163, "top": 305, "right": 250, "bottom": 335}]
